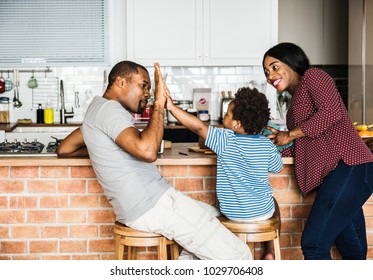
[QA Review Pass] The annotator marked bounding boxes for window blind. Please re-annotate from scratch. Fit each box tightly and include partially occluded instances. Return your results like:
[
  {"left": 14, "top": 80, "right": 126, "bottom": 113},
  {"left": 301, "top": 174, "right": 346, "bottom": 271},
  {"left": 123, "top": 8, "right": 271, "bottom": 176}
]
[{"left": 0, "top": 0, "right": 108, "bottom": 66}]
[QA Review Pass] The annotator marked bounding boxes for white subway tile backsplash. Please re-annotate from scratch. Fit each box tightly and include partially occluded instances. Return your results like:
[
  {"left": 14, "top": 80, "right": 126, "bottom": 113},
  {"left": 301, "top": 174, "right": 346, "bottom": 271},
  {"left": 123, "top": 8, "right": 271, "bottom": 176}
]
[
  {"left": 8, "top": 65, "right": 278, "bottom": 123},
  {"left": 219, "top": 67, "right": 236, "bottom": 75},
  {"left": 236, "top": 67, "right": 253, "bottom": 75},
  {"left": 212, "top": 75, "right": 227, "bottom": 84}
]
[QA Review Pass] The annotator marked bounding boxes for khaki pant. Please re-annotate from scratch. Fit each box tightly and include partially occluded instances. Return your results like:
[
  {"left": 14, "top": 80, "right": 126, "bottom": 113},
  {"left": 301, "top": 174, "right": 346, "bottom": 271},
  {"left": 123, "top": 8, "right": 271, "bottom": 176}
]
[{"left": 126, "top": 188, "right": 252, "bottom": 260}]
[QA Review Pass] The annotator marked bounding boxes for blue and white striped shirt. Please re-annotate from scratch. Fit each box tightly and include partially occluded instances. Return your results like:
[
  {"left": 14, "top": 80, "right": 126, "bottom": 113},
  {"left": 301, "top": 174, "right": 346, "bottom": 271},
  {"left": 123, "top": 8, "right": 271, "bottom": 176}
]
[{"left": 205, "top": 126, "right": 282, "bottom": 220}]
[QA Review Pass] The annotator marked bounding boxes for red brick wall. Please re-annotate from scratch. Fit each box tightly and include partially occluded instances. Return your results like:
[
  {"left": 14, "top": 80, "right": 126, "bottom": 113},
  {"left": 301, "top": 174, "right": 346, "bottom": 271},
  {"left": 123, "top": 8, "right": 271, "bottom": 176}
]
[{"left": 0, "top": 164, "right": 372, "bottom": 260}]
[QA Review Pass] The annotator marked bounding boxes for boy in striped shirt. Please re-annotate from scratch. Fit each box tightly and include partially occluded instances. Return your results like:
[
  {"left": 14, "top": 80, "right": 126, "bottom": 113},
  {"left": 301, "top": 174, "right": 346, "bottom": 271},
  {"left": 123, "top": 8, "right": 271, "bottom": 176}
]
[{"left": 165, "top": 86, "right": 283, "bottom": 259}]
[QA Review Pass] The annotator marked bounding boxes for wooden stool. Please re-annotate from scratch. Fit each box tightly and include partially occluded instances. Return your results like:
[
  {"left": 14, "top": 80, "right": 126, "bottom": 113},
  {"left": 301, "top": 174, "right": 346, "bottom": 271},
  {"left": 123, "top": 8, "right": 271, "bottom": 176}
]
[
  {"left": 218, "top": 199, "right": 281, "bottom": 260},
  {"left": 114, "top": 221, "right": 179, "bottom": 260}
]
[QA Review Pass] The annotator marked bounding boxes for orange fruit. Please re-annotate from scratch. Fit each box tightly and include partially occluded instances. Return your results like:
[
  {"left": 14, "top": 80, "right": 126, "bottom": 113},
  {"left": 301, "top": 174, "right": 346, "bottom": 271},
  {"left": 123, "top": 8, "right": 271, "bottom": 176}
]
[{"left": 358, "top": 130, "right": 373, "bottom": 137}]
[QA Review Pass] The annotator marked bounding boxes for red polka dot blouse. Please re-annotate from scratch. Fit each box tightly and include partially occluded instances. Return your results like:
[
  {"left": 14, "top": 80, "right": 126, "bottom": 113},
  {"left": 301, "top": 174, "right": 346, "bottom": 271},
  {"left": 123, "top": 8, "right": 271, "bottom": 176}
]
[{"left": 281, "top": 68, "right": 373, "bottom": 196}]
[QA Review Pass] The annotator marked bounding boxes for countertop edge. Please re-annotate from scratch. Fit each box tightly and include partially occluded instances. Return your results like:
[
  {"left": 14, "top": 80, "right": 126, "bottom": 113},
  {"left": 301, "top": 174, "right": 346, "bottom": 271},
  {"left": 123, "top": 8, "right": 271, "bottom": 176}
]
[
  {"left": 0, "top": 141, "right": 294, "bottom": 166},
  {"left": 0, "top": 156, "right": 294, "bottom": 166}
]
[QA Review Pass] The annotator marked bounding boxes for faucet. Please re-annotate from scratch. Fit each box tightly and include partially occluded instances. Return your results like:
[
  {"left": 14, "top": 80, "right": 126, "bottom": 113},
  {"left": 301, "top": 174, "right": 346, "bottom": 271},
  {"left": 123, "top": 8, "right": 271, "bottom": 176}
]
[{"left": 59, "top": 80, "right": 74, "bottom": 124}]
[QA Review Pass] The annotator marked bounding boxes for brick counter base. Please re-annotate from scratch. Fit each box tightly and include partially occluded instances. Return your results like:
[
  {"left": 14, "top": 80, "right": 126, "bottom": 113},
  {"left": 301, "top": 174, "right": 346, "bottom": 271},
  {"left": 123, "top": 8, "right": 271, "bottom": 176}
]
[{"left": 0, "top": 164, "right": 372, "bottom": 260}]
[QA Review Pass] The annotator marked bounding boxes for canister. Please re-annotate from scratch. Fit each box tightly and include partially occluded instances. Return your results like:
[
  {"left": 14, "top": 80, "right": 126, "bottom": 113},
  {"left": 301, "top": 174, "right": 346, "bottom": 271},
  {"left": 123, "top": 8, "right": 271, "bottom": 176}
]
[
  {"left": 178, "top": 100, "right": 192, "bottom": 110},
  {"left": 167, "top": 100, "right": 179, "bottom": 123},
  {"left": 0, "top": 97, "right": 10, "bottom": 123},
  {"left": 198, "top": 110, "right": 210, "bottom": 121}
]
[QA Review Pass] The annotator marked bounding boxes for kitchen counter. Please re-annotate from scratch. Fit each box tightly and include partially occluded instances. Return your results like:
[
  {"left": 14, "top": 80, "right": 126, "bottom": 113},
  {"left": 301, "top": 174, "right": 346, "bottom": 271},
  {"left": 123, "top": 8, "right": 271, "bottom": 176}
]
[
  {"left": 0, "top": 143, "right": 294, "bottom": 166},
  {"left": 0, "top": 143, "right": 370, "bottom": 260},
  {"left": 0, "top": 123, "right": 18, "bottom": 132}
]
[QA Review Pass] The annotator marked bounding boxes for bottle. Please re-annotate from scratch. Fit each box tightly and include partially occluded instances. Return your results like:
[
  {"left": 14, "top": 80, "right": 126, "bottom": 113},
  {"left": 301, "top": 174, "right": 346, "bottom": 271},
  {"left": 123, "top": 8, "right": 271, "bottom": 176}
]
[
  {"left": 44, "top": 102, "right": 54, "bottom": 124},
  {"left": 36, "top": 104, "right": 44, "bottom": 123}
]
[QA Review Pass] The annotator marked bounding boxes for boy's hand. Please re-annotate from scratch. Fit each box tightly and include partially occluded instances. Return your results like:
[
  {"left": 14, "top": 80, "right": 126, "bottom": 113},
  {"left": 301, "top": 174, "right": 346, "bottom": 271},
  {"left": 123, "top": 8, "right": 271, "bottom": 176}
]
[{"left": 163, "top": 84, "right": 175, "bottom": 111}]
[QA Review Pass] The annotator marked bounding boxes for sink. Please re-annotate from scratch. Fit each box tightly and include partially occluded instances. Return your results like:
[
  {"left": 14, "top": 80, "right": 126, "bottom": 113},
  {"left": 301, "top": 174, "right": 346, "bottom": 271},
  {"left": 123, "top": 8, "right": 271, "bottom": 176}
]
[{"left": 5, "top": 126, "right": 79, "bottom": 146}]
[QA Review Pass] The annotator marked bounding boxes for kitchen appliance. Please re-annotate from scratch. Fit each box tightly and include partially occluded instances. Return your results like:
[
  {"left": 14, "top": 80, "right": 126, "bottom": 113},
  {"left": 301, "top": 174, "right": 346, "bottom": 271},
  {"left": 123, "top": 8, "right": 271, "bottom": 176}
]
[
  {"left": 348, "top": 0, "right": 373, "bottom": 125},
  {"left": 0, "top": 131, "right": 67, "bottom": 157},
  {"left": 219, "top": 98, "right": 233, "bottom": 123},
  {"left": 0, "top": 137, "right": 59, "bottom": 157}
]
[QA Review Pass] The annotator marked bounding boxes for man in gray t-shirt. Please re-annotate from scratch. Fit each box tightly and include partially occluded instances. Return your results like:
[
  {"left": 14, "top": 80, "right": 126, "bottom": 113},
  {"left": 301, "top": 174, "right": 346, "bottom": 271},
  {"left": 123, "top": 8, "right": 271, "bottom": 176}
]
[{"left": 57, "top": 61, "right": 251, "bottom": 260}]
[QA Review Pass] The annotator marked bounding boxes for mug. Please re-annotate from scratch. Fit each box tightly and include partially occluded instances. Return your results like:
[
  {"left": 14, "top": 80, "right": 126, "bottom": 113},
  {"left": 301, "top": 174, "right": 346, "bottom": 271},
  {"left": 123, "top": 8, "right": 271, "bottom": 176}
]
[
  {"left": 5, "top": 77, "right": 13, "bottom": 91},
  {"left": 28, "top": 76, "right": 38, "bottom": 89},
  {"left": 0, "top": 77, "right": 5, "bottom": 94},
  {"left": 141, "top": 106, "right": 153, "bottom": 119}
]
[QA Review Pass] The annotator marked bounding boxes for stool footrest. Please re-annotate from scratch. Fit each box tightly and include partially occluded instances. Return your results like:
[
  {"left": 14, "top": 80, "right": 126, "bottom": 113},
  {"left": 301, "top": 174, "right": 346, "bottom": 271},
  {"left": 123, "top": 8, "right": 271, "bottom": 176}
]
[{"left": 114, "top": 222, "right": 179, "bottom": 260}]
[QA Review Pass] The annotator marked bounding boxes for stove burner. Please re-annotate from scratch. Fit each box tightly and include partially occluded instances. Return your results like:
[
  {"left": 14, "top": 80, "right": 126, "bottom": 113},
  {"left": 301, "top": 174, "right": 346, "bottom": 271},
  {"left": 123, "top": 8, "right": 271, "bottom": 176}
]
[
  {"left": 46, "top": 142, "right": 58, "bottom": 153},
  {"left": 46, "top": 136, "right": 62, "bottom": 153},
  {"left": 0, "top": 140, "right": 45, "bottom": 154}
]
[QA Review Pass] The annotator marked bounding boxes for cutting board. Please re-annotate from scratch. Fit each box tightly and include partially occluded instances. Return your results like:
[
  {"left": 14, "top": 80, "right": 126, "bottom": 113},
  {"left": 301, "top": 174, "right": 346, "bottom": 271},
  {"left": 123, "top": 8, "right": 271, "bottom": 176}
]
[{"left": 188, "top": 145, "right": 215, "bottom": 154}]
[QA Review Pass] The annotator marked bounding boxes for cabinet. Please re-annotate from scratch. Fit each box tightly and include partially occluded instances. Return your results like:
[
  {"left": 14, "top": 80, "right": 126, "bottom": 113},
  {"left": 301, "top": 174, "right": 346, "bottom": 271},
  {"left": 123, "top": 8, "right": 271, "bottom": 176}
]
[
  {"left": 278, "top": 0, "right": 348, "bottom": 65},
  {"left": 126, "top": 0, "right": 278, "bottom": 66},
  {"left": 348, "top": 0, "right": 373, "bottom": 125}
]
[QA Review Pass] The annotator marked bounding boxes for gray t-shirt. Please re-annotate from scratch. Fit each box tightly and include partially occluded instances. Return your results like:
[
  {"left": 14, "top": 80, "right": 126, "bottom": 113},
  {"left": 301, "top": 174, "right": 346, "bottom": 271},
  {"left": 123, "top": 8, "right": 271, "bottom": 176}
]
[{"left": 82, "top": 96, "right": 171, "bottom": 223}]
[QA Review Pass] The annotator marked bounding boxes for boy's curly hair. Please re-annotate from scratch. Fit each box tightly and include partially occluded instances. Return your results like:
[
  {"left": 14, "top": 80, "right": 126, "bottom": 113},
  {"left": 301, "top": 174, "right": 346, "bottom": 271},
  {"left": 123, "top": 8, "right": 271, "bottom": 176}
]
[{"left": 231, "top": 87, "right": 270, "bottom": 134}]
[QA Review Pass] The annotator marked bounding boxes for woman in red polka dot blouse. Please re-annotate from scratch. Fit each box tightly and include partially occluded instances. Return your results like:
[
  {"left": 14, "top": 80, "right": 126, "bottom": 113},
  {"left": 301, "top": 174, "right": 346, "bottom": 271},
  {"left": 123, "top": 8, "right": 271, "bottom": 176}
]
[{"left": 262, "top": 42, "right": 373, "bottom": 260}]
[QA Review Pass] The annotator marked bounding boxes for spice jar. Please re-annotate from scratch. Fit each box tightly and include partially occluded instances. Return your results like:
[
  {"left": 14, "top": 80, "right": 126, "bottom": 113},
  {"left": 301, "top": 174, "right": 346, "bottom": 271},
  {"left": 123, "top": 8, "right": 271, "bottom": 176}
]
[
  {"left": 198, "top": 110, "right": 210, "bottom": 121},
  {"left": 0, "top": 97, "right": 10, "bottom": 123}
]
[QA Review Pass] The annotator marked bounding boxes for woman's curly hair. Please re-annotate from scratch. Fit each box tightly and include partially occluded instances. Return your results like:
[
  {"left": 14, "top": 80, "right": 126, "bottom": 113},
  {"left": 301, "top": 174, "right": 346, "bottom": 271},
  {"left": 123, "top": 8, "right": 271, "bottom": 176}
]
[{"left": 231, "top": 87, "right": 270, "bottom": 134}]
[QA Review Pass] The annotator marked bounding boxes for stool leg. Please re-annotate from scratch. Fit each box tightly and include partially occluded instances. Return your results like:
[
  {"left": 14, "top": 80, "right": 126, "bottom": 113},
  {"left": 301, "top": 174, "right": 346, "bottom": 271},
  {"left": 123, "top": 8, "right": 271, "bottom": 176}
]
[
  {"left": 158, "top": 237, "right": 167, "bottom": 260},
  {"left": 273, "top": 230, "right": 281, "bottom": 260},
  {"left": 118, "top": 243, "right": 125, "bottom": 260},
  {"left": 127, "top": 246, "right": 137, "bottom": 260},
  {"left": 115, "top": 234, "right": 122, "bottom": 260},
  {"left": 247, "top": 242, "right": 255, "bottom": 259},
  {"left": 170, "top": 243, "right": 180, "bottom": 260}
]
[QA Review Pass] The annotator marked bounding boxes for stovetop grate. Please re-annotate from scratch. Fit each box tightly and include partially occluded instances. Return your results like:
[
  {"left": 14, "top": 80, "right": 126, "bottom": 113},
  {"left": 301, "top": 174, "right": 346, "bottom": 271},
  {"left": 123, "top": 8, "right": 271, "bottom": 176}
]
[{"left": 0, "top": 141, "right": 45, "bottom": 154}]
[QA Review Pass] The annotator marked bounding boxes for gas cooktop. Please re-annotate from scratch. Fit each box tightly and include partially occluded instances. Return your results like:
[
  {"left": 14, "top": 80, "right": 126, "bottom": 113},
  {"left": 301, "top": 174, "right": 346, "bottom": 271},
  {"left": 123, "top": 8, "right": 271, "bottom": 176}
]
[{"left": 0, "top": 139, "right": 58, "bottom": 157}]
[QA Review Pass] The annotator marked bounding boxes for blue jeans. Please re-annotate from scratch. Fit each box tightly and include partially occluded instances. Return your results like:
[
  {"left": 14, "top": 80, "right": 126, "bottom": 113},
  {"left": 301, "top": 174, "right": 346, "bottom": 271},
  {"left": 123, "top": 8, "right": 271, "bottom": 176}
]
[{"left": 301, "top": 161, "right": 373, "bottom": 260}]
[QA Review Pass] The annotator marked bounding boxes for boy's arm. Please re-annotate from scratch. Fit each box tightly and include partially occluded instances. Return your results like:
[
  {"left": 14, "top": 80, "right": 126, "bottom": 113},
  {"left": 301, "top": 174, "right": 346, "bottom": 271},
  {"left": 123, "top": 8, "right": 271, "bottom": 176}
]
[{"left": 164, "top": 86, "right": 208, "bottom": 139}]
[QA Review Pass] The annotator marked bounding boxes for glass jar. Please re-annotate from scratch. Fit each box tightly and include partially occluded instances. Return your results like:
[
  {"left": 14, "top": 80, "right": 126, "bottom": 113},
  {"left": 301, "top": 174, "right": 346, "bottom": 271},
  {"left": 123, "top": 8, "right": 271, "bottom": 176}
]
[
  {"left": 198, "top": 110, "right": 210, "bottom": 121},
  {"left": 0, "top": 97, "right": 10, "bottom": 123},
  {"left": 167, "top": 100, "right": 179, "bottom": 123},
  {"left": 178, "top": 100, "right": 192, "bottom": 110}
]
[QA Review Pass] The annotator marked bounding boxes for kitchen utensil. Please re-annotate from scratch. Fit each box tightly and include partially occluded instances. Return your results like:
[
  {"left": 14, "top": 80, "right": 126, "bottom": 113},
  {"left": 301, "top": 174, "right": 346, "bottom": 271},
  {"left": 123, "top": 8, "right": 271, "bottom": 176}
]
[
  {"left": 188, "top": 144, "right": 215, "bottom": 154},
  {"left": 12, "top": 69, "right": 22, "bottom": 108},
  {"left": 0, "top": 71, "right": 5, "bottom": 94},
  {"left": 5, "top": 71, "right": 13, "bottom": 92},
  {"left": 28, "top": 71, "right": 38, "bottom": 89},
  {"left": 13, "top": 86, "right": 22, "bottom": 108}
]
